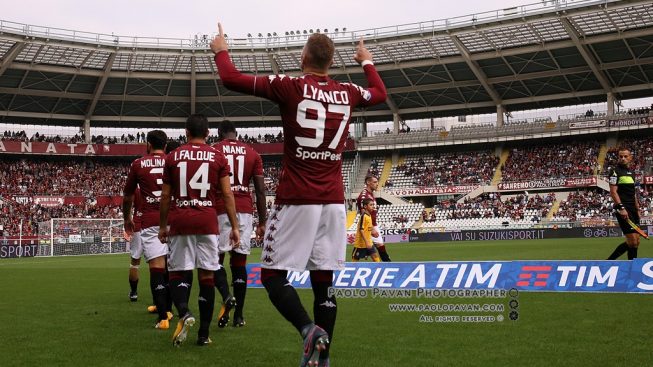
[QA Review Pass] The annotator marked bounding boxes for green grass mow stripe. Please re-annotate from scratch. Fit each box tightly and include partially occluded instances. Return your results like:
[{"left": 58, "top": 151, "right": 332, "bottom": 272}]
[{"left": 0, "top": 238, "right": 651, "bottom": 366}]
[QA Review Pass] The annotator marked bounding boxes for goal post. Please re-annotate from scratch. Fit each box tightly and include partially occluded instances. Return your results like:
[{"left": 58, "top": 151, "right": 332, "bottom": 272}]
[{"left": 37, "top": 218, "right": 127, "bottom": 257}]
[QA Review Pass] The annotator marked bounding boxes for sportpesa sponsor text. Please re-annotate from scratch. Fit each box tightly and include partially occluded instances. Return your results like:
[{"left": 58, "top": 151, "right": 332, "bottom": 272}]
[{"left": 295, "top": 147, "right": 342, "bottom": 161}]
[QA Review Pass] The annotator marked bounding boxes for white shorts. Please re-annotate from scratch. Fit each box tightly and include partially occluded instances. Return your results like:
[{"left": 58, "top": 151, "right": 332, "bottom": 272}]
[
  {"left": 261, "top": 204, "right": 346, "bottom": 272},
  {"left": 129, "top": 231, "right": 143, "bottom": 260},
  {"left": 140, "top": 226, "right": 169, "bottom": 262},
  {"left": 218, "top": 213, "right": 253, "bottom": 255},
  {"left": 372, "top": 225, "right": 384, "bottom": 245},
  {"left": 168, "top": 234, "right": 220, "bottom": 272}
]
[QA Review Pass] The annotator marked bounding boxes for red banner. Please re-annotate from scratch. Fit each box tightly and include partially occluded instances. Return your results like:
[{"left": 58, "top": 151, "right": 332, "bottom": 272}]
[
  {"left": 0, "top": 140, "right": 145, "bottom": 156},
  {"left": 33, "top": 196, "right": 65, "bottom": 207},
  {"left": 11, "top": 196, "right": 32, "bottom": 205},
  {"left": 498, "top": 177, "right": 597, "bottom": 191},
  {"left": 0, "top": 139, "right": 355, "bottom": 157},
  {"left": 96, "top": 195, "right": 123, "bottom": 207},
  {"left": 645, "top": 176, "right": 653, "bottom": 185},
  {"left": 386, "top": 185, "right": 479, "bottom": 196},
  {"left": 64, "top": 196, "right": 86, "bottom": 205}
]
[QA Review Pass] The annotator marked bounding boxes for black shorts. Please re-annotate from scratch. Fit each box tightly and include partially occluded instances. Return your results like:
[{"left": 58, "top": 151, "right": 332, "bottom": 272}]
[
  {"left": 615, "top": 205, "right": 640, "bottom": 235},
  {"left": 352, "top": 247, "right": 377, "bottom": 260}
]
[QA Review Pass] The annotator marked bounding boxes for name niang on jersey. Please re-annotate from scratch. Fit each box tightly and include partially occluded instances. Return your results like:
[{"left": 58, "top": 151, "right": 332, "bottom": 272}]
[
  {"left": 296, "top": 146, "right": 342, "bottom": 161},
  {"left": 222, "top": 145, "right": 246, "bottom": 155}
]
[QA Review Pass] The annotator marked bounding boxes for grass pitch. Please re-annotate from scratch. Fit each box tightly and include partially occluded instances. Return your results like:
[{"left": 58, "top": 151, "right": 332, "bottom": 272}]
[{"left": 0, "top": 238, "right": 651, "bottom": 366}]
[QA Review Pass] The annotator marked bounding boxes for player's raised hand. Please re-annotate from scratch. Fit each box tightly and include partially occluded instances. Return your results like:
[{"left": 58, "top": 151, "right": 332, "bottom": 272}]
[
  {"left": 210, "top": 22, "right": 228, "bottom": 54},
  {"left": 354, "top": 37, "right": 373, "bottom": 64}
]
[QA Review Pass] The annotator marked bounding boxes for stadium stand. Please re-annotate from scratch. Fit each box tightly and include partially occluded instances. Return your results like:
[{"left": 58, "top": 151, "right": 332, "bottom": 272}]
[
  {"left": 262, "top": 160, "right": 282, "bottom": 194},
  {"left": 0, "top": 157, "right": 128, "bottom": 196},
  {"left": 552, "top": 188, "right": 653, "bottom": 223},
  {"left": 349, "top": 203, "right": 425, "bottom": 231},
  {"left": 421, "top": 193, "right": 554, "bottom": 230},
  {"left": 602, "top": 137, "right": 653, "bottom": 174},
  {"left": 0, "top": 157, "right": 128, "bottom": 236},
  {"left": 501, "top": 141, "right": 600, "bottom": 181},
  {"left": 1, "top": 130, "right": 284, "bottom": 145},
  {"left": 386, "top": 151, "right": 498, "bottom": 187},
  {"left": 551, "top": 189, "right": 612, "bottom": 223}
]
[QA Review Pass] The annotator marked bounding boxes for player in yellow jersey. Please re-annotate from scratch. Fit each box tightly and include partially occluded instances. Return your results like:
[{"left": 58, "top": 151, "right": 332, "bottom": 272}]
[{"left": 352, "top": 198, "right": 381, "bottom": 262}]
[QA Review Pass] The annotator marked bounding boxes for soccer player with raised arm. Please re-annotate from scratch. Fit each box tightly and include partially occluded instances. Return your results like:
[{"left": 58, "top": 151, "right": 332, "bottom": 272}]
[
  {"left": 212, "top": 120, "right": 267, "bottom": 328},
  {"left": 606, "top": 148, "right": 642, "bottom": 260},
  {"left": 158, "top": 114, "right": 240, "bottom": 346},
  {"left": 211, "top": 23, "right": 387, "bottom": 366},
  {"left": 357, "top": 175, "right": 391, "bottom": 261},
  {"left": 123, "top": 130, "right": 173, "bottom": 329}
]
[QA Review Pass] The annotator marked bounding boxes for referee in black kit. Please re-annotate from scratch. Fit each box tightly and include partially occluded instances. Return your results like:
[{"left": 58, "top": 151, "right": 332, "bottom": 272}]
[{"left": 606, "top": 148, "right": 642, "bottom": 260}]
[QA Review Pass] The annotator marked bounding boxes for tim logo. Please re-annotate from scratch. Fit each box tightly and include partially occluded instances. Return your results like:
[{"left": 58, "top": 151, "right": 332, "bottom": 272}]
[
  {"left": 247, "top": 266, "right": 262, "bottom": 286},
  {"left": 517, "top": 266, "right": 551, "bottom": 287}
]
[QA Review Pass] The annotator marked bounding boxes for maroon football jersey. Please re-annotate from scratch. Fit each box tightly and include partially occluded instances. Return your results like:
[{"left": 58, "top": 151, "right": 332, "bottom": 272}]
[
  {"left": 356, "top": 188, "right": 378, "bottom": 226},
  {"left": 123, "top": 153, "right": 166, "bottom": 230},
  {"left": 133, "top": 188, "right": 142, "bottom": 232},
  {"left": 163, "top": 143, "right": 230, "bottom": 235},
  {"left": 215, "top": 52, "right": 387, "bottom": 205},
  {"left": 212, "top": 139, "right": 264, "bottom": 214}
]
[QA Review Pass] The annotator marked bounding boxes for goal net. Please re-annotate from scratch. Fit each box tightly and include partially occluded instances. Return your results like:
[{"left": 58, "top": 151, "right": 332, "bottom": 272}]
[{"left": 37, "top": 218, "right": 127, "bottom": 257}]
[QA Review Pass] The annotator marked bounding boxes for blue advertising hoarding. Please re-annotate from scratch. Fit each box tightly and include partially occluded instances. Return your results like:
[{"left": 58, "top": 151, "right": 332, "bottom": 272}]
[{"left": 246, "top": 259, "right": 653, "bottom": 293}]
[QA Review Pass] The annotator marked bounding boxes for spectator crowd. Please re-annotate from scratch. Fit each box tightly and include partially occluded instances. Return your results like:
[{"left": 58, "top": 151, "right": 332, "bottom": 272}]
[
  {"left": 423, "top": 192, "right": 555, "bottom": 223},
  {"left": 502, "top": 141, "right": 599, "bottom": 181},
  {"left": 392, "top": 151, "right": 499, "bottom": 187},
  {"left": 3, "top": 130, "right": 284, "bottom": 146}
]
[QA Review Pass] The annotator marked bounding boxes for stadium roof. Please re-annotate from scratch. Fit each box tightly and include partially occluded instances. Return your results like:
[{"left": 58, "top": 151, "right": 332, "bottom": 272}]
[{"left": 0, "top": 0, "right": 652, "bottom": 127}]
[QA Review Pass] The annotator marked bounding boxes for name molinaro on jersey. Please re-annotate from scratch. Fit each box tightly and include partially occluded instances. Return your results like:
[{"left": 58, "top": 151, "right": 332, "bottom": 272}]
[
  {"left": 140, "top": 158, "right": 165, "bottom": 168},
  {"left": 296, "top": 146, "right": 342, "bottom": 161}
]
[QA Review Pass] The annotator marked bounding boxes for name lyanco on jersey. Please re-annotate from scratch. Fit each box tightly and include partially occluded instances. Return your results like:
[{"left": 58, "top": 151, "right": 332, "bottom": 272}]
[{"left": 303, "top": 84, "right": 350, "bottom": 105}]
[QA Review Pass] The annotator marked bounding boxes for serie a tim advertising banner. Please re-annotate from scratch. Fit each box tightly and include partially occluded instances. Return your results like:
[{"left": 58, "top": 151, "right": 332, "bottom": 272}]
[{"left": 245, "top": 259, "right": 653, "bottom": 293}]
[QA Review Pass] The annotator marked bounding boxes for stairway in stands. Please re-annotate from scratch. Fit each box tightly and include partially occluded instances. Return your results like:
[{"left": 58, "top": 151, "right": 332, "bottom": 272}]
[
  {"left": 596, "top": 143, "right": 608, "bottom": 174},
  {"left": 546, "top": 192, "right": 571, "bottom": 220},
  {"left": 491, "top": 148, "right": 510, "bottom": 186},
  {"left": 346, "top": 210, "right": 358, "bottom": 228},
  {"left": 379, "top": 155, "right": 397, "bottom": 187}
]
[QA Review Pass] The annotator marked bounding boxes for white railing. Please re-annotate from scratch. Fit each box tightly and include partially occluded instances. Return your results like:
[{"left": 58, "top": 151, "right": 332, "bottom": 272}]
[{"left": 0, "top": 0, "right": 614, "bottom": 50}]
